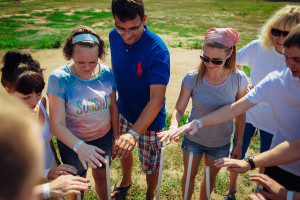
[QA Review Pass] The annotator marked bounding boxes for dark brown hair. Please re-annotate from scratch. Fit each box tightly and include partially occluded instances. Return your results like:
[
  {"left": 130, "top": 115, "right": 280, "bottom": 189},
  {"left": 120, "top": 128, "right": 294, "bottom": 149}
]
[
  {"left": 1, "top": 50, "right": 45, "bottom": 94},
  {"left": 112, "top": 0, "right": 145, "bottom": 22},
  {"left": 63, "top": 26, "right": 105, "bottom": 60},
  {"left": 284, "top": 24, "right": 300, "bottom": 49}
]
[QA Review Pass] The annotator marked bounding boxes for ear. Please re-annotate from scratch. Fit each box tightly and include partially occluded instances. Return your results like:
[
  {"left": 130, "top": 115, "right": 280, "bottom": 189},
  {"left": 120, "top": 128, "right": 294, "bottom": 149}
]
[
  {"left": 227, "top": 48, "right": 233, "bottom": 58},
  {"left": 5, "top": 87, "right": 13, "bottom": 94},
  {"left": 142, "top": 14, "right": 147, "bottom": 25}
]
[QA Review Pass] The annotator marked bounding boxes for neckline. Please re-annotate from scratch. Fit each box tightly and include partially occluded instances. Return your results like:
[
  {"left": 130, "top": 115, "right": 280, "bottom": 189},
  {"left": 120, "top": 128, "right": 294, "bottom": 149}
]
[
  {"left": 203, "top": 72, "right": 232, "bottom": 87},
  {"left": 66, "top": 63, "right": 102, "bottom": 81}
]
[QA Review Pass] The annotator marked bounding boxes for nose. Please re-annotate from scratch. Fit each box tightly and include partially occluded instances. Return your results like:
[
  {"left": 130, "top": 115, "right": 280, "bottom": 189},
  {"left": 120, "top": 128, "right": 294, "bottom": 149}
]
[{"left": 278, "top": 34, "right": 285, "bottom": 42}]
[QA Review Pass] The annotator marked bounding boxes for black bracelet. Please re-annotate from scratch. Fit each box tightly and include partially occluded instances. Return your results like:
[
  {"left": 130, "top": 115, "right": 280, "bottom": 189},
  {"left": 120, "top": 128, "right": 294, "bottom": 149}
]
[{"left": 244, "top": 156, "right": 256, "bottom": 170}]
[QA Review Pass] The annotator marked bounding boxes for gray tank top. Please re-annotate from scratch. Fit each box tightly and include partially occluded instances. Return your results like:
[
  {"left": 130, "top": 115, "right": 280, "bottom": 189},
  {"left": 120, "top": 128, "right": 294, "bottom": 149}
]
[{"left": 183, "top": 70, "right": 248, "bottom": 147}]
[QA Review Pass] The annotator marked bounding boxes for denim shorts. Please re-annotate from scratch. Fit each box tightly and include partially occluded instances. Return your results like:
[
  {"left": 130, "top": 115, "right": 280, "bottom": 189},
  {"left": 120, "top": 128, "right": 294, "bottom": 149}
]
[
  {"left": 181, "top": 134, "right": 230, "bottom": 160},
  {"left": 57, "top": 129, "right": 113, "bottom": 177}
]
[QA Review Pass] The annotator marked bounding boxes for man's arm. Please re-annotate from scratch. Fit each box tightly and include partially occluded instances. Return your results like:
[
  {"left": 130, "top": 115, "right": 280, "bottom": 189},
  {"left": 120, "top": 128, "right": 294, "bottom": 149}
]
[
  {"left": 214, "top": 139, "right": 300, "bottom": 173},
  {"left": 113, "top": 84, "right": 166, "bottom": 159}
]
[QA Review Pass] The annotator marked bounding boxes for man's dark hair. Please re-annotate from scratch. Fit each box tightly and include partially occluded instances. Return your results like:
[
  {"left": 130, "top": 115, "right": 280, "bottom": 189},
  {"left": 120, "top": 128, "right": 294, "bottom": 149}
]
[
  {"left": 112, "top": 0, "right": 145, "bottom": 22},
  {"left": 284, "top": 24, "right": 300, "bottom": 49}
]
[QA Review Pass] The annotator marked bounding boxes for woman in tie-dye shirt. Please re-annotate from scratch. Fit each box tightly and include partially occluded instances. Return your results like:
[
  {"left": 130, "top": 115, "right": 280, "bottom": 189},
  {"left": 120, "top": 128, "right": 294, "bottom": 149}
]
[{"left": 47, "top": 26, "right": 119, "bottom": 200}]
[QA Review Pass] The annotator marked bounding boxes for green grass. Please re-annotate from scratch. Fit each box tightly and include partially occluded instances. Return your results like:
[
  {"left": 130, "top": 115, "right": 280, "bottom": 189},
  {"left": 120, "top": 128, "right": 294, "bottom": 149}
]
[
  {"left": 51, "top": 112, "right": 260, "bottom": 199},
  {"left": 0, "top": 0, "right": 298, "bottom": 50}
]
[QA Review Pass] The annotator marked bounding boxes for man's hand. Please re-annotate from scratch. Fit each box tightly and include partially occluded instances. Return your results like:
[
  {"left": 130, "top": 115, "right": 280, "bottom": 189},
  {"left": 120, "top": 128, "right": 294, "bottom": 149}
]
[
  {"left": 214, "top": 157, "right": 251, "bottom": 173},
  {"left": 112, "top": 133, "right": 137, "bottom": 159}
]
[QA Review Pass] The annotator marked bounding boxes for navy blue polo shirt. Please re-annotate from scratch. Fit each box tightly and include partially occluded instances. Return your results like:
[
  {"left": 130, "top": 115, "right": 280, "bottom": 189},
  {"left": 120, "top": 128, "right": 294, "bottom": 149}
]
[{"left": 109, "top": 25, "right": 170, "bottom": 131}]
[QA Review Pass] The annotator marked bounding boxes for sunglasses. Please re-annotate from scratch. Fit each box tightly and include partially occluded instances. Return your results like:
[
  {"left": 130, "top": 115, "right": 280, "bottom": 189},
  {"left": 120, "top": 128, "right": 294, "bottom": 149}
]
[
  {"left": 271, "top": 28, "right": 289, "bottom": 38},
  {"left": 200, "top": 55, "right": 227, "bottom": 65}
]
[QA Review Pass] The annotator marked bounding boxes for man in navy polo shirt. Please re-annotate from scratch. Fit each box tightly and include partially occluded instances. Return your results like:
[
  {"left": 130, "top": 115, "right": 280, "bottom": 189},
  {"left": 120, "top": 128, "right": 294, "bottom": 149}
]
[{"left": 109, "top": 0, "right": 170, "bottom": 199}]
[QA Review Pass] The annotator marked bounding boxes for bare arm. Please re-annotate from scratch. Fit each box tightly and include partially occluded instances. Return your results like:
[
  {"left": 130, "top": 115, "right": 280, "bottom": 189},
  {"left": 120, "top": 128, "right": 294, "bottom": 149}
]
[
  {"left": 231, "top": 85, "right": 247, "bottom": 159},
  {"left": 113, "top": 84, "right": 166, "bottom": 159},
  {"left": 214, "top": 139, "right": 300, "bottom": 173},
  {"left": 157, "top": 83, "right": 191, "bottom": 143},
  {"left": 170, "top": 96, "right": 256, "bottom": 139},
  {"left": 253, "top": 138, "right": 300, "bottom": 168}
]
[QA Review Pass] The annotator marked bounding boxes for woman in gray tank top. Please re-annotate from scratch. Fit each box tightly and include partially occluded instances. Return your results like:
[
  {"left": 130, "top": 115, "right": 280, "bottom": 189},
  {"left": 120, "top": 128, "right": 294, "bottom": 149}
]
[{"left": 158, "top": 28, "right": 248, "bottom": 200}]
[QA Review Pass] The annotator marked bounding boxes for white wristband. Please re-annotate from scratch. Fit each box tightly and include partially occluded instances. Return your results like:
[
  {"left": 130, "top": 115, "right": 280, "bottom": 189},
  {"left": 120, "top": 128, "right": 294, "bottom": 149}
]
[
  {"left": 128, "top": 129, "right": 139, "bottom": 140},
  {"left": 43, "top": 168, "right": 51, "bottom": 180},
  {"left": 74, "top": 140, "right": 84, "bottom": 152},
  {"left": 169, "top": 125, "right": 178, "bottom": 129},
  {"left": 43, "top": 183, "right": 51, "bottom": 199},
  {"left": 193, "top": 119, "right": 203, "bottom": 128},
  {"left": 287, "top": 191, "right": 294, "bottom": 200}
]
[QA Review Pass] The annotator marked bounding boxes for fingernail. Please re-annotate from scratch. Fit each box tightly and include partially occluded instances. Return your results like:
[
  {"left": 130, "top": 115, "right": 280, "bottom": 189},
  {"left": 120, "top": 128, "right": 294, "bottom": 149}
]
[
  {"left": 249, "top": 177, "right": 251, "bottom": 180},
  {"left": 87, "top": 185, "right": 91, "bottom": 189},
  {"left": 256, "top": 188, "right": 259, "bottom": 192},
  {"left": 87, "top": 179, "right": 90, "bottom": 183}
]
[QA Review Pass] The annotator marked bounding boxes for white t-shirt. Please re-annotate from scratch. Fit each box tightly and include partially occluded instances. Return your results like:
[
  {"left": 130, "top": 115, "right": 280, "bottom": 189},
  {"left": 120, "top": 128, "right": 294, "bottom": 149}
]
[
  {"left": 246, "top": 68, "right": 300, "bottom": 176},
  {"left": 39, "top": 101, "right": 55, "bottom": 170},
  {"left": 237, "top": 39, "right": 286, "bottom": 134}
]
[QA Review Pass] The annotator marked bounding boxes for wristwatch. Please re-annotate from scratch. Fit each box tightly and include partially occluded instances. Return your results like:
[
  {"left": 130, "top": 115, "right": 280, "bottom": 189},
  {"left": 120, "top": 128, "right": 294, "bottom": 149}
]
[{"left": 244, "top": 156, "right": 256, "bottom": 170}]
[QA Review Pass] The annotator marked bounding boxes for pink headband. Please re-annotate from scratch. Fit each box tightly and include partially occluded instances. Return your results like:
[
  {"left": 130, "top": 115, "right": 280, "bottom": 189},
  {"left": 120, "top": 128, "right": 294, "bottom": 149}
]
[{"left": 204, "top": 28, "right": 239, "bottom": 48}]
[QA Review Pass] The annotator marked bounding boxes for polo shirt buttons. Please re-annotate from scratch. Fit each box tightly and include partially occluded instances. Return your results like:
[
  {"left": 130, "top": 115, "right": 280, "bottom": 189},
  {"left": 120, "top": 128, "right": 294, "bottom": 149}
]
[{"left": 126, "top": 49, "right": 128, "bottom": 52}]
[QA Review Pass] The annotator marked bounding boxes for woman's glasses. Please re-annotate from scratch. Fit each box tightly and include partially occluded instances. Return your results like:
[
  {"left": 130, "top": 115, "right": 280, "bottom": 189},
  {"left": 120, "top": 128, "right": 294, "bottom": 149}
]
[
  {"left": 271, "top": 28, "right": 289, "bottom": 38},
  {"left": 200, "top": 55, "right": 227, "bottom": 65}
]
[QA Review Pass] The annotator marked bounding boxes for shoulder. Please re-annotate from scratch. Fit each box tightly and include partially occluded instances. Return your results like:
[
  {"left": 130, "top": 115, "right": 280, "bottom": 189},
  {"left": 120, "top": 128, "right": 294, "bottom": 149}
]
[
  {"left": 238, "top": 39, "right": 261, "bottom": 52},
  {"left": 109, "top": 28, "right": 118, "bottom": 39},
  {"left": 49, "top": 65, "right": 69, "bottom": 78},
  {"left": 183, "top": 70, "right": 198, "bottom": 82},
  {"left": 267, "top": 67, "right": 287, "bottom": 80},
  {"left": 144, "top": 26, "right": 169, "bottom": 53},
  {"left": 234, "top": 69, "right": 248, "bottom": 79}
]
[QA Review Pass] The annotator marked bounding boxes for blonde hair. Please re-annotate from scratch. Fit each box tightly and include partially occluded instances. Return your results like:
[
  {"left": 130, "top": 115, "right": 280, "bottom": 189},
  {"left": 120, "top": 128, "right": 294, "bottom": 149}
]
[
  {"left": 0, "top": 95, "right": 43, "bottom": 200},
  {"left": 196, "top": 42, "right": 237, "bottom": 83},
  {"left": 260, "top": 5, "right": 300, "bottom": 49}
]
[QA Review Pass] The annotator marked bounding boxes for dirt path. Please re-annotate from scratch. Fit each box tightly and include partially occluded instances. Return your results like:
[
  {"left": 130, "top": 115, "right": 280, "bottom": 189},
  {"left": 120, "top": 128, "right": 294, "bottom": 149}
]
[{"left": 0, "top": 47, "right": 200, "bottom": 112}]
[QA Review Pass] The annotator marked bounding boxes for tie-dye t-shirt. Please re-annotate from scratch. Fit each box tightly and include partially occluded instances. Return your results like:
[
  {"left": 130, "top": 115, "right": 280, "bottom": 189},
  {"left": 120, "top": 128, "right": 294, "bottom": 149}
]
[{"left": 47, "top": 63, "right": 116, "bottom": 142}]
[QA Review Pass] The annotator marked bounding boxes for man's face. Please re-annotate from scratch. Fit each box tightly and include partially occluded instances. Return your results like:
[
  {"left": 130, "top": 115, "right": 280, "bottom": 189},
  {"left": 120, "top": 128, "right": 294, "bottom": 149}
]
[
  {"left": 114, "top": 15, "right": 146, "bottom": 46},
  {"left": 284, "top": 45, "right": 300, "bottom": 78}
]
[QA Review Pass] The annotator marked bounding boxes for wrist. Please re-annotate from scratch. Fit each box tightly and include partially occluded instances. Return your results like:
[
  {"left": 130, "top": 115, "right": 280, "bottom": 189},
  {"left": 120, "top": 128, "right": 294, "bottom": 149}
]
[
  {"left": 128, "top": 129, "right": 139, "bottom": 140},
  {"left": 193, "top": 119, "right": 203, "bottom": 128},
  {"left": 73, "top": 140, "right": 84, "bottom": 152},
  {"left": 43, "top": 183, "right": 50, "bottom": 199},
  {"left": 169, "top": 125, "right": 178, "bottom": 129},
  {"left": 287, "top": 191, "right": 294, "bottom": 200},
  {"left": 43, "top": 168, "right": 51, "bottom": 180},
  {"left": 244, "top": 156, "right": 256, "bottom": 170}
]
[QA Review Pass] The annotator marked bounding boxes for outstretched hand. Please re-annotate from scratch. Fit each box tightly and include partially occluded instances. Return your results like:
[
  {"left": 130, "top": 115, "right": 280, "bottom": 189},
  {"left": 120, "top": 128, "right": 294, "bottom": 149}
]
[
  {"left": 49, "top": 175, "right": 91, "bottom": 198},
  {"left": 157, "top": 120, "right": 200, "bottom": 144},
  {"left": 47, "top": 164, "right": 77, "bottom": 179},
  {"left": 157, "top": 128, "right": 180, "bottom": 145},
  {"left": 214, "top": 157, "right": 250, "bottom": 173}
]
